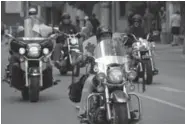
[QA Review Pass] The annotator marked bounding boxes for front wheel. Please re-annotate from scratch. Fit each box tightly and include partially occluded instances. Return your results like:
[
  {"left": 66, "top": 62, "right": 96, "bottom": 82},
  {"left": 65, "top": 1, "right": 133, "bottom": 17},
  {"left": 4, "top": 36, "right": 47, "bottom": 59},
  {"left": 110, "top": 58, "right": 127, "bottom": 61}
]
[
  {"left": 111, "top": 103, "right": 128, "bottom": 124},
  {"left": 29, "top": 76, "right": 40, "bottom": 102},
  {"left": 73, "top": 65, "right": 80, "bottom": 77},
  {"left": 143, "top": 60, "right": 153, "bottom": 85}
]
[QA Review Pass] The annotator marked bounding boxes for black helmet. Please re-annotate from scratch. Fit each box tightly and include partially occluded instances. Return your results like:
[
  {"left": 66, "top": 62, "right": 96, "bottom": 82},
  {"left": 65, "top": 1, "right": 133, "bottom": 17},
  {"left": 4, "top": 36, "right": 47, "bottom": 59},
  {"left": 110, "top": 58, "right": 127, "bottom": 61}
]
[
  {"left": 61, "top": 13, "right": 71, "bottom": 20},
  {"left": 132, "top": 14, "right": 142, "bottom": 22},
  {"left": 96, "top": 26, "right": 112, "bottom": 39}
]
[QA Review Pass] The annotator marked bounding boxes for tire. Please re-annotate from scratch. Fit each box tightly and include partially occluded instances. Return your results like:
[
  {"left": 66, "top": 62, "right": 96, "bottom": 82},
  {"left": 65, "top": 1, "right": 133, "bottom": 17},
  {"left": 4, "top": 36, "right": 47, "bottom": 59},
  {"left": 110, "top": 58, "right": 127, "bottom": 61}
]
[
  {"left": 29, "top": 76, "right": 40, "bottom": 102},
  {"left": 111, "top": 103, "right": 128, "bottom": 124},
  {"left": 59, "top": 69, "right": 68, "bottom": 75},
  {"left": 21, "top": 88, "right": 29, "bottom": 101},
  {"left": 73, "top": 65, "right": 80, "bottom": 77},
  {"left": 143, "top": 60, "right": 153, "bottom": 85}
]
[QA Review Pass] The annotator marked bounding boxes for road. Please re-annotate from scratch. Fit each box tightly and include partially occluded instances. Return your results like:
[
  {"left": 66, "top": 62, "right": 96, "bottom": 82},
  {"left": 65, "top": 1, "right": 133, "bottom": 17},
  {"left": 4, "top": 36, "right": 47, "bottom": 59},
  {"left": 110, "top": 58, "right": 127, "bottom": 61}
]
[{"left": 1, "top": 43, "right": 185, "bottom": 124}]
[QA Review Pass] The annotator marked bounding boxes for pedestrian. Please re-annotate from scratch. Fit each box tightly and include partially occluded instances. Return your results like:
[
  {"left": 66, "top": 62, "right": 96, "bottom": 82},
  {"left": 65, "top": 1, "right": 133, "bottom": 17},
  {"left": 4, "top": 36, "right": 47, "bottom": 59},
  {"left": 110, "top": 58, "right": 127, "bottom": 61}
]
[
  {"left": 90, "top": 13, "right": 100, "bottom": 35},
  {"left": 170, "top": 11, "right": 181, "bottom": 46},
  {"left": 75, "top": 16, "right": 81, "bottom": 32},
  {"left": 1, "top": 21, "right": 6, "bottom": 41},
  {"left": 159, "top": 6, "right": 166, "bottom": 32},
  {"left": 84, "top": 16, "right": 93, "bottom": 38},
  {"left": 127, "top": 11, "right": 134, "bottom": 27},
  {"left": 143, "top": 8, "right": 154, "bottom": 34}
]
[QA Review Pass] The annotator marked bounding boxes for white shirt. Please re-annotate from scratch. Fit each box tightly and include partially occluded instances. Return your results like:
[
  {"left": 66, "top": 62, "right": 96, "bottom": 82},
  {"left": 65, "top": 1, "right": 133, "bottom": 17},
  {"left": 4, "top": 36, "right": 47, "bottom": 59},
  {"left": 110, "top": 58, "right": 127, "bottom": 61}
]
[{"left": 170, "top": 14, "right": 181, "bottom": 27}]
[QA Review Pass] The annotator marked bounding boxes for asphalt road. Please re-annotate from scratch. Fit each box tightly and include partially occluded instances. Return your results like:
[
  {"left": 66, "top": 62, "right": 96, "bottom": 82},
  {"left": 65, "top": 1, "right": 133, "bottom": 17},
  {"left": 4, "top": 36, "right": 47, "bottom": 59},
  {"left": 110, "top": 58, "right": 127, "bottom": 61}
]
[{"left": 1, "top": 44, "right": 185, "bottom": 124}]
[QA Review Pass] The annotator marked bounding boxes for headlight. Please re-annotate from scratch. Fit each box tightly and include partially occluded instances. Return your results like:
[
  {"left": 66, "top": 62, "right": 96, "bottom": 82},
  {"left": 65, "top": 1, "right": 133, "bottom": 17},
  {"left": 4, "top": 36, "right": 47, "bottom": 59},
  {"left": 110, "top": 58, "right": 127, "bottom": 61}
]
[
  {"left": 107, "top": 68, "right": 123, "bottom": 84},
  {"left": 128, "top": 70, "right": 137, "bottom": 81},
  {"left": 19, "top": 48, "right": 25, "bottom": 55},
  {"left": 96, "top": 72, "right": 106, "bottom": 82},
  {"left": 43, "top": 48, "right": 49, "bottom": 55},
  {"left": 27, "top": 43, "right": 41, "bottom": 57},
  {"left": 70, "top": 38, "right": 78, "bottom": 45}
]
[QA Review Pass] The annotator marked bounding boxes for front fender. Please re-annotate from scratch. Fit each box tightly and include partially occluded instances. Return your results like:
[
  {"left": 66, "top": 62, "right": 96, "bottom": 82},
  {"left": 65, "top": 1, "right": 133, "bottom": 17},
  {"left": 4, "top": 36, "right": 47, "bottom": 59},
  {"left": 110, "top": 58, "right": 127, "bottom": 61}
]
[
  {"left": 110, "top": 90, "right": 129, "bottom": 103},
  {"left": 29, "top": 67, "right": 40, "bottom": 76}
]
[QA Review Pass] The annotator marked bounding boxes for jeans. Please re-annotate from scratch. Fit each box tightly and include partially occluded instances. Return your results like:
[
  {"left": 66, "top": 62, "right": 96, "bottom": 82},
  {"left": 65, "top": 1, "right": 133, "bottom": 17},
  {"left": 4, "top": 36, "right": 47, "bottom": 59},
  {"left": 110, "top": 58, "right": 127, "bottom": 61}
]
[
  {"left": 53, "top": 43, "right": 64, "bottom": 62},
  {"left": 79, "top": 75, "right": 95, "bottom": 115}
]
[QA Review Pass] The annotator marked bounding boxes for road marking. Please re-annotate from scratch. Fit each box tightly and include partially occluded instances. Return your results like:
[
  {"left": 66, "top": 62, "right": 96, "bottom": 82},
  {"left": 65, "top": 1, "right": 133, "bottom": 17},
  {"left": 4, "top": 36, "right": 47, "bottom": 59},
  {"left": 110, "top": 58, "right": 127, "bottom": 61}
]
[
  {"left": 159, "top": 87, "right": 185, "bottom": 93},
  {"left": 135, "top": 93, "right": 185, "bottom": 112}
]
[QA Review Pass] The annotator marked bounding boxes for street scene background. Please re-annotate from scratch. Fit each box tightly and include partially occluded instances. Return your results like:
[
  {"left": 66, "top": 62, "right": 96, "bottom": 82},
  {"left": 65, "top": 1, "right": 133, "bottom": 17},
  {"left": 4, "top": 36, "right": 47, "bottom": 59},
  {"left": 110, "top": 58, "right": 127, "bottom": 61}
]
[{"left": 1, "top": 1, "right": 185, "bottom": 124}]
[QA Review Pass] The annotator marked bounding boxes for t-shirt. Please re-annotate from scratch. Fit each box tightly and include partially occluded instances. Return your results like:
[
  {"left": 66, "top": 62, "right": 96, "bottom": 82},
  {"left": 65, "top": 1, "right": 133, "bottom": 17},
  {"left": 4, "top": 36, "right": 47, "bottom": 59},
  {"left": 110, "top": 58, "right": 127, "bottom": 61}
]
[{"left": 170, "top": 14, "right": 181, "bottom": 27}]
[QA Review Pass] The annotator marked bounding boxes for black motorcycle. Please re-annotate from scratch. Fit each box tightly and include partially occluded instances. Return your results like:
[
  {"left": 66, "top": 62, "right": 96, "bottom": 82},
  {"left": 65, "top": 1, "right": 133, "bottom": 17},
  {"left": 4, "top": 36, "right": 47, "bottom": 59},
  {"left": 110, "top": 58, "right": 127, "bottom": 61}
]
[
  {"left": 56, "top": 32, "right": 82, "bottom": 76},
  {"left": 4, "top": 34, "right": 57, "bottom": 102}
]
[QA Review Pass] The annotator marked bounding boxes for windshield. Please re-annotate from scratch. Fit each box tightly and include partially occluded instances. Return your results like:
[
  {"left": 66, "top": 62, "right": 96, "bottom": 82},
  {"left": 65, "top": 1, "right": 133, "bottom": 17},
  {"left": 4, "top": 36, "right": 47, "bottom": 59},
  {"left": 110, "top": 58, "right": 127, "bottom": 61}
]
[{"left": 94, "top": 39, "right": 127, "bottom": 65}]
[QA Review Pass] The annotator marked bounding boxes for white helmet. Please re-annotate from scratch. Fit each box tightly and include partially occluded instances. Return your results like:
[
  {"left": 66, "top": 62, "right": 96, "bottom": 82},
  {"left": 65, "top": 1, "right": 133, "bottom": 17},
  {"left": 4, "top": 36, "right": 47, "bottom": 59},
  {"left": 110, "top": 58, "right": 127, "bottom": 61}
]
[{"left": 28, "top": 7, "right": 37, "bottom": 15}]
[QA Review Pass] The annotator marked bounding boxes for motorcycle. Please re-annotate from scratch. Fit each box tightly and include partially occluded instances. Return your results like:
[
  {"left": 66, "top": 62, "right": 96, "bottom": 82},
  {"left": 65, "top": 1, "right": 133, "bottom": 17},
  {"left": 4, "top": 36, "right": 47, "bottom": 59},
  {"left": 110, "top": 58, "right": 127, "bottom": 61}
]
[
  {"left": 131, "top": 34, "right": 158, "bottom": 85},
  {"left": 56, "top": 31, "right": 81, "bottom": 76},
  {"left": 81, "top": 39, "right": 141, "bottom": 124},
  {"left": 4, "top": 34, "right": 57, "bottom": 102}
]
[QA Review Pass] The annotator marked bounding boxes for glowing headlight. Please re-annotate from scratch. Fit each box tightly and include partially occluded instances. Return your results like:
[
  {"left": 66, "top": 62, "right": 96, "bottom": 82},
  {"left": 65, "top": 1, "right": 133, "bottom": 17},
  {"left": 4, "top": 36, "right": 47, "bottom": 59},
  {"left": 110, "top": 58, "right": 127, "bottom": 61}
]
[
  {"left": 70, "top": 38, "right": 78, "bottom": 45},
  {"left": 43, "top": 48, "right": 49, "bottom": 55},
  {"left": 128, "top": 70, "right": 137, "bottom": 81},
  {"left": 27, "top": 44, "right": 41, "bottom": 57},
  {"left": 108, "top": 69, "right": 123, "bottom": 84},
  {"left": 96, "top": 72, "right": 106, "bottom": 81},
  {"left": 19, "top": 48, "right": 25, "bottom": 55}
]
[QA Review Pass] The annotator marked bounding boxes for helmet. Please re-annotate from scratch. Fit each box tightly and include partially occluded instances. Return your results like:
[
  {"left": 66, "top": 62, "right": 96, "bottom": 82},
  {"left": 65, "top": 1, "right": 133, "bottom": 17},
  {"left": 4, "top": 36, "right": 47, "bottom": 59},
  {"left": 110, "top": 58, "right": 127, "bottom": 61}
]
[
  {"left": 28, "top": 7, "right": 37, "bottom": 15},
  {"left": 61, "top": 13, "right": 71, "bottom": 20},
  {"left": 132, "top": 14, "right": 142, "bottom": 22},
  {"left": 96, "top": 26, "right": 112, "bottom": 40}
]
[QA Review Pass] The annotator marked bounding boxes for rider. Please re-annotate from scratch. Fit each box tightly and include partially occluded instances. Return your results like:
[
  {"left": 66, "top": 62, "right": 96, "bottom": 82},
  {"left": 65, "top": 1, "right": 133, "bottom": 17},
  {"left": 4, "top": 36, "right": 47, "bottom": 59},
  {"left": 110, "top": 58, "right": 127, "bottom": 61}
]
[
  {"left": 126, "top": 13, "right": 158, "bottom": 74},
  {"left": 53, "top": 13, "right": 79, "bottom": 69},
  {"left": 5, "top": 8, "right": 54, "bottom": 81}
]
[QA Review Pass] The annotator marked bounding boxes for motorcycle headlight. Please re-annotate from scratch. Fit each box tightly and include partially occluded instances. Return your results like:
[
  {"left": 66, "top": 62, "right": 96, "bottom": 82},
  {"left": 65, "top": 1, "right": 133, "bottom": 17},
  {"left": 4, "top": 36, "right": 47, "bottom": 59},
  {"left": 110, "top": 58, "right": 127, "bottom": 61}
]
[
  {"left": 27, "top": 43, "right": 41, "bottom": 57},
  {"left": 107, "top": 68, "right": 123, "bottom": 84},
  {"left": 128, "top": 70, "right": 137, "bottom": 81},
  {"left": 96, "top": 72, "right": 106, "bottom": 82},
  {"left": 43, "top": 48, "right": 49, "bottom": 55},
  {"left": 70, "top": 38, "right": 78, "bottom": 45},
  {"left": 19, "top": 48, "right": 26, "bottom": 55}
]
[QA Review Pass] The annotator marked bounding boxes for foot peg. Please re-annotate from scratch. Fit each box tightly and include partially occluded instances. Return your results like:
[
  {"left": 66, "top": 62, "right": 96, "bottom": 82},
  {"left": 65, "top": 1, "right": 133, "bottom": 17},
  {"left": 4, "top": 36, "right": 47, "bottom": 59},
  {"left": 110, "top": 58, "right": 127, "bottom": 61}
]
[{"left": 153, "top": 69, "right": 159, "bottom": 75}]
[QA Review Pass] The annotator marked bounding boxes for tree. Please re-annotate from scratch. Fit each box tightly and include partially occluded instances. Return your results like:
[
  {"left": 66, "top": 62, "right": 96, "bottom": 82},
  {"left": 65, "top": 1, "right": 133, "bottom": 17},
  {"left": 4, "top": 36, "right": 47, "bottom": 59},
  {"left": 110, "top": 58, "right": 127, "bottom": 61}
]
[{"left": 67, "top": 1, "right": 98, "bottom": 16}]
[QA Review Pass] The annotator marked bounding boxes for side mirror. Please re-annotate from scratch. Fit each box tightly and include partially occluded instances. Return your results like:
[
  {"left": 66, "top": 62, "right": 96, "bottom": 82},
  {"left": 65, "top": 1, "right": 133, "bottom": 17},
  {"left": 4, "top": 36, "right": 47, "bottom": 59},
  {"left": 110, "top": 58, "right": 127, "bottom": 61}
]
[{"left": 5, "top": 33, "right": 15, "bottom": 39}]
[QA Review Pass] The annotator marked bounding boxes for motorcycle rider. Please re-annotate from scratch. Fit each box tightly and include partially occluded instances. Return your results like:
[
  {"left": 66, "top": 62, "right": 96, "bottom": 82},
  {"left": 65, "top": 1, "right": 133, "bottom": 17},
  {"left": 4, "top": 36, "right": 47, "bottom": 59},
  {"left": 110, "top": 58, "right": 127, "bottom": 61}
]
[
  {"left": 5, "top": 8, "right": 54, "bottom": 82},
  {"left": 126, "top": 13, "right": 158, "bottom": 75},
  {"left": 52, "top": 13, "right": 80, "bottom": 69},
  {"left": 77, "top": 26, "right": 131, "bottom": 118}
]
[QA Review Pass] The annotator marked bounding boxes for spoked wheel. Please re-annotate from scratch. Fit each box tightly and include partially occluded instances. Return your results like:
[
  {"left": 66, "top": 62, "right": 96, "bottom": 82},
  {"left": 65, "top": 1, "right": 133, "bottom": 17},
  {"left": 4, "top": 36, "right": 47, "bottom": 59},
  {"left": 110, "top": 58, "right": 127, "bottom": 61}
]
[
  {"left": 21, "top": 87, "right": 29, "bottom": 101},
  {"left": 111, "top": 103, "right": 128, "bottom": 124},
  {"left": 29, "top": 76, "right": 40, "bottom": 102}
]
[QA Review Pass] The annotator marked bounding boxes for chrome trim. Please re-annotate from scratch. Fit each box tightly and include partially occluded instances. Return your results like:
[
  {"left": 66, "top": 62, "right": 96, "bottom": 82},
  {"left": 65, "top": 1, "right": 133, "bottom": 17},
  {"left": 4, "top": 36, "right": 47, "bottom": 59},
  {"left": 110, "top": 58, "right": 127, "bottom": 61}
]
[
  {"left": 25, "top": 60, "right": 29, "bottom": 87},
  {"left": 39, "top": 60, "right": 43, "bottom": 87},
  {"left": 105, "top": 86, "right": 112, "bottom": 121}
]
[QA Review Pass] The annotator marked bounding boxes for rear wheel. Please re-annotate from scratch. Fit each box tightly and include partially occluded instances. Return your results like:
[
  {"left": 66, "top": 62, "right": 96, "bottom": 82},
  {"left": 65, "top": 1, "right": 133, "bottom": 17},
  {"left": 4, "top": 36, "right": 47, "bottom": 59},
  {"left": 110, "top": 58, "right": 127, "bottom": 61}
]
[
  {"left": 111, "top": 103, "right": 128, "bottom": 124},
  {"left": 29, "top": 76, "right": 40, "bottom": 102},
  {"left": 60, "top": 69, "right": 68, "bottom": 75}
]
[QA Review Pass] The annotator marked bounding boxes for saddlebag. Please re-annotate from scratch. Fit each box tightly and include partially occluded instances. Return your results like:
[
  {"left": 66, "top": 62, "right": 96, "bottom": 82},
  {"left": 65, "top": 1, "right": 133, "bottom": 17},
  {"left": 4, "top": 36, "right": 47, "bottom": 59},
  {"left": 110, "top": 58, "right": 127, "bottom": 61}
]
[{"left": 68, "top": 74, "right": 89, "bottom": 103}]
